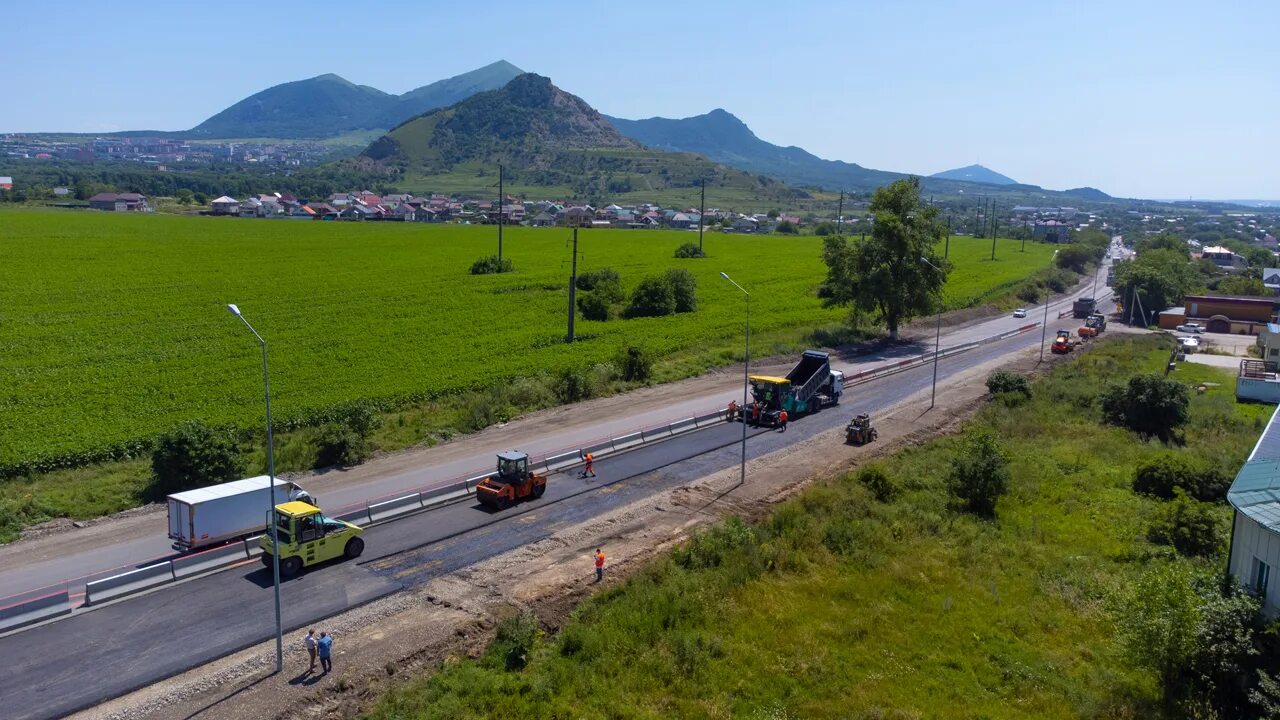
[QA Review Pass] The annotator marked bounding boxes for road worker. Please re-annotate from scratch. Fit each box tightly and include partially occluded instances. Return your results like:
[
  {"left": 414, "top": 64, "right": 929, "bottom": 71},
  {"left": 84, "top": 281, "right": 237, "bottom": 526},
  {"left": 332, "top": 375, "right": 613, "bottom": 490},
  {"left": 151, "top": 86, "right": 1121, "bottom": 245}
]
[
  {"left": 778, "top": 409, "right": 788, "bottom": 432},
  {"left": 580, "top": 450, "right": 596, "bottom": 478},
  {"left": 594, "top": 547, "right": 606, "bottom": 582},
  {"left": 751, "top": 402, "right": 760, "bottom": 426},
  {"left": 727, "top": 399, "right": 738, "bottom": 421}
]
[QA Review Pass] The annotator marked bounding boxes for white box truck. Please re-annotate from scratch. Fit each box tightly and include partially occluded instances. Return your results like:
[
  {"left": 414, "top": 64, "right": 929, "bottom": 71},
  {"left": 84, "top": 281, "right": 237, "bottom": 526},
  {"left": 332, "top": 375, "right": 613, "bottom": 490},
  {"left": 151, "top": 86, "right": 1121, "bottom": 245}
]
[{"left": 167, "top": 476, "right": 313, "bottom": 552}]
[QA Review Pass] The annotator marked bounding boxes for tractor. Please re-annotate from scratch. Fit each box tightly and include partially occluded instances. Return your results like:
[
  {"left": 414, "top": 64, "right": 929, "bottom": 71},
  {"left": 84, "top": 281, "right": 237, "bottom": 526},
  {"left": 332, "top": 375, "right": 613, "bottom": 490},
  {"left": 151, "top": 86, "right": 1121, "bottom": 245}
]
[
  {"left": 475, "top": 451, "right": 546, "bottom": 510},
  {"left": 1051, "top": 330, "right": 1075, "bottom": 354},
  {"left": 846, "top": 413, "right": 878, "bottom": 445}
]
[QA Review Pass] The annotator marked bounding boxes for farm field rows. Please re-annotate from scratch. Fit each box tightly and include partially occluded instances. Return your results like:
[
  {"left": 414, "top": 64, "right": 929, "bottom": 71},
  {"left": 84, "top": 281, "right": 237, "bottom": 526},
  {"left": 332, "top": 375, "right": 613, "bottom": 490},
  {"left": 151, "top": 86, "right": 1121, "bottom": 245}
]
[{"left": 0, "top": 209, "right": 1055, "bottom": 470}]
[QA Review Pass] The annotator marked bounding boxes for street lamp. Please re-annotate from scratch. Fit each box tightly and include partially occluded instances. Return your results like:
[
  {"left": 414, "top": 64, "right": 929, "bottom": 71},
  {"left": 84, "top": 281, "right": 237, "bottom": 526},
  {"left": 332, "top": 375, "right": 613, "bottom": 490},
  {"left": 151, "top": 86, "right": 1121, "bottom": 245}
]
[
  {"left": 919, "top": 257, "right": 943, "bottom": 409},
  {"left": 720, "top": 272, "right": 749, "bottom": 488},
  {"left": 1039, "top": 250, "right": 1060, "bottom": 363},
  {"left": 227, "top": 303, "right": 284, "bottom": 674}
]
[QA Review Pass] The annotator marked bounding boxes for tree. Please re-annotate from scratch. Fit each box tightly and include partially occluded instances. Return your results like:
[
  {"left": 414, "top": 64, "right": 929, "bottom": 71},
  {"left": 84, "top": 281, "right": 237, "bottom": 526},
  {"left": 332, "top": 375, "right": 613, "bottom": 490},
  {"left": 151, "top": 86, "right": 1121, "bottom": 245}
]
[
  {"left": 1136, "top": 232, "right": 1191, "bottom": 258},
  {"left": 775, "top": 220, "right": 798, "bottom": 234},
  {"left": 1114, "top": 564, "right": 1202, "bottom": 707},
  {"left": 1147, "top": 489, "right": 1221, "bottom": 557},
  {"left": 174, "top": 188, "right": 194, "bottom": 205},
  {"left": 619, "top": 345, "right": 653, "bottom": 382},
  {"left": 1055, "top": 244, "right": 1094, "bottom": 273},
  {"left": 1111, "top": 249, "right": 1202, "bottom": 323},
  {"left": 577, "top": 292, "right": 611, "bottom": 321},
  {"left": 820, "top": 178, "right": 948, "bottom": 340},
  {"left": 1100, "top": 374, "right": 1190, "bottom": 441},
  {"left": 1219, "top": 276, "right": 1268, "bottom": 296},
  {"left": 813, "top": 221, "right": 838, "bottom": 236},
  {"left": 626, "top": 275, "right": 677, "bottom": 318},
  {"left": 767, "top": 209, "right": 780, "bottom": 219},
  {"left": 947, "top": 428, "right": 1009, "bottom": 518},
  {"left": 663, "top": 268, "right": 698, "bottom": 312},
  {"left": 148, "top": 421, "right": 245, "bottom": 499}
]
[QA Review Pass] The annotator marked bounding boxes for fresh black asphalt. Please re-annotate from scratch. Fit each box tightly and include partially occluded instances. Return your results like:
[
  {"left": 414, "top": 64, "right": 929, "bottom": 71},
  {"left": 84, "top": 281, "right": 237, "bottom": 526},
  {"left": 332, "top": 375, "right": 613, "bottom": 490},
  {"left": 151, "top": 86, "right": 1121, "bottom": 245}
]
[{"left": 0, "top": 330, "right": 1050, "bottom": 720}]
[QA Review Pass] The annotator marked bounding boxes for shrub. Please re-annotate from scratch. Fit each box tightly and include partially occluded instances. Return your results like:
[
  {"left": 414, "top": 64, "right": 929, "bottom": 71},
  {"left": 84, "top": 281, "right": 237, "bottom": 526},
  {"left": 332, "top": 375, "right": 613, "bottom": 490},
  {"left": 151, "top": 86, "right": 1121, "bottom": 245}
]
[
  {"left": 857, "top": 464, "right": 898, "bottom": 503},
  {"left": 813, "top": 221, "right": 838, "bottom": 236},
  {"left": 775, "top": 220, "right": 798, "bottom": 234},
  {"left": 1016, "top": 284, "right": 1042, "bottom": 304},
  {"left": 663, "top": 268, "right": 698, "bottom": 313},
  {"left": 487, "top": 612, "right": 540, "bottom": 671},
  {"left": 470, "top": 255, "right": 514, "bottom": 275},
  {"left": 673, "top": 242, "right": 705, "bottom": 259},
  {"left": 148, "top": 421, "right": 245, "bottom": 499},
  {"left": 577, "top": 292, "right": 611, "bottom": 321},
  {"left": 619, "top": 345, "right": 653, "bottom": 382},
  {"left": 575, "top": 267, "right": 620, "bottom": 291},
  {"left": 1133, "top": 454, "right": 1231, "bottom": 502},
  {"left": 1055, "top": 245, "right": 1093, "bottom": 273},
  {"left": 986, "top": 371, "right": 1031, "bottom": 399},
  {"left": 626, "top": 276, "right": 677, "bottom": 318},
  {"left": 1147, "top": 490, "right": 1221, "bottom": 557},
  {"left": 314, "top": 422, "right": 369, "bottom": 468},
  {"left": 947, "top": 429, "right": 1009, "bottom": 518},
  {"left": 556, "top": 367, "right": 593, "bottom": 403},
  {"left": 1100, "top": 374, "right": 1190, "bottom": 441}
]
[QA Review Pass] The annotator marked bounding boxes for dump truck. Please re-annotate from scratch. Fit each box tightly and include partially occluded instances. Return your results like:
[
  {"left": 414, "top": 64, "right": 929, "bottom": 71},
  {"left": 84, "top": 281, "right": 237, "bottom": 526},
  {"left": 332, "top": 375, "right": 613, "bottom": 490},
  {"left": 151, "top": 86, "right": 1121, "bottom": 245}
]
[
  {"left": 259, "top": 501, "right": 363, "bottom": 577},
  {"left": 736, "top": 350, "right": 843, "bottom": 426},
  {"left": 1073, "top": 297, "right": 1096, "bottom": 319},
  {"left": 167, "top": 475, "right": 314, "bottom": 552},
  {"left": 474, "top": 451, "right": 546, "bottom": 510}
]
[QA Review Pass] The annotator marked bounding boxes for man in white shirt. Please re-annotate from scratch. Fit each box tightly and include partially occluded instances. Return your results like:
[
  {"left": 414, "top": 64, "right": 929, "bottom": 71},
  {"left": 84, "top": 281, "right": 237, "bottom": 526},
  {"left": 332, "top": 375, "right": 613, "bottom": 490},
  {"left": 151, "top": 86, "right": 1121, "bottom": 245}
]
[{"left": 303, "top": 629, "right": 317, "bottom": 673}]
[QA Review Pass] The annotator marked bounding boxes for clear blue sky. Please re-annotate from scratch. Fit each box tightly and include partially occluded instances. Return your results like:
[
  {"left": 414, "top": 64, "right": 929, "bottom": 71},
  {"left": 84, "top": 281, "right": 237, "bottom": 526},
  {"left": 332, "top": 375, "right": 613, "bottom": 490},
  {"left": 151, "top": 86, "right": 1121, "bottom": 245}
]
[{"left": 3, "top": 0, "right": 1276, "bottom": 199}]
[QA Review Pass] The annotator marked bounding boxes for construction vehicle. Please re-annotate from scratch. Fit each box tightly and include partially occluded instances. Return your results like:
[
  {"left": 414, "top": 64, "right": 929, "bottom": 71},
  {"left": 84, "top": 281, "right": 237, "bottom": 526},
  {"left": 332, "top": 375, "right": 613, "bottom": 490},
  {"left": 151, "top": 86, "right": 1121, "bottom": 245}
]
[
  {"left": 259, "top": 501, "right": 363, "bottom": 577},
  {"left": 1051, "top": 330, "right": 1075, "bottom": 354},
  {"left": 846, "top": 413, "right": 878, "bottom": 445},
  {"left": 1085, "top": 312, "right": 1107, "bottom": 333},
  {"left": 1078, "top": 325, "right": 1098, "bottom": 339},
  {"left": 474, "top": 451, "right": 546, "bottom": 510},
  {"left": 735, "top": 350, "right": 844, "bottom": 426},
  {"left": 168, "top": 475, "right": 314, "bottom": 552},
  {"left": 1073, "top": 297, "right": 1096, "bottom": 319}
]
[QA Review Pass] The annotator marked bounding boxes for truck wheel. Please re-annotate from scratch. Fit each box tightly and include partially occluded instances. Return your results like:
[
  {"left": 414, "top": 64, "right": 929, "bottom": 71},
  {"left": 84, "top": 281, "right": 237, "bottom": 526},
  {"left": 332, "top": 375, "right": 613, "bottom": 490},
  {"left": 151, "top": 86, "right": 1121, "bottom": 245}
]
[
  {"left": 279, "top": 556, "right": 302, "bottom": 578},
  {"left": 532, "top": 482, "right": 546, "bottom": 499},
  {"left": 344, "top": 537, "right": 365, "bottom": 559}
]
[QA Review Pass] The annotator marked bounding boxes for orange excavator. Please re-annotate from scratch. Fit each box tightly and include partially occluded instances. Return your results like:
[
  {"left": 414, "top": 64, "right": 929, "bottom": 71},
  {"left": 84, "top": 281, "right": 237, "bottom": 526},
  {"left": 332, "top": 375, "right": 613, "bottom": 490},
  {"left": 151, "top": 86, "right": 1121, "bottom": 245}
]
[{"left": 475, "top": 451, "right": 546, "bottom": 510}]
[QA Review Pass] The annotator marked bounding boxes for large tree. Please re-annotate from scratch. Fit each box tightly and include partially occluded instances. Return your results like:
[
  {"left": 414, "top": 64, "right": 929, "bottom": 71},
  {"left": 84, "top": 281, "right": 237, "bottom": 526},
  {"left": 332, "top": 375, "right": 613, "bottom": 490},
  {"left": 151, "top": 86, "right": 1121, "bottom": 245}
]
[
  {"left": 820, "top": 178, "right": 948, "bottom": 339},
  {"left": 1112, "top": 248, "right": 1203, "bottom": 323}
]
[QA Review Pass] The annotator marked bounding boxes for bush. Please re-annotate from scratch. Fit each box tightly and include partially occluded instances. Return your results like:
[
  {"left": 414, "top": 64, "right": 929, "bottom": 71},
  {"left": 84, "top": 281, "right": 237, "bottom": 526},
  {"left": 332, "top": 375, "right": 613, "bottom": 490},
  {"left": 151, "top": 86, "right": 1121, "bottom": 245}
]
[
  {"left": 626, "top": 275, "right": 677, "bottom": 318},
  {"left": 1133, "top": 454, "right": 1231, "bottom": 502},
  {"left": 947, "top": 429, "right": 1009, "bottom": 518},
  {"left": 470, "top": 255, "right": 514, "bottom": 275},
  {"left": 619, "top": 345, "right": 653, "bottom": 382},
  {"left": 813, "top": 221, "right": 838, "bottom": 236},
  {"left": 1055, "top": 245, "right": 1093, "bottom": 273},
  {"left": 775, "top": 220, "right": 798, "bottom": 234},
  {"left": 673, "top": 242, "right": 705, "bottom": 259},
  {"left": 577, "top": 292, "right": 612, "bottom": 321},
  {"left": 148, "top": 421, "right": 245, "bottom": 499},
  {"left": 556, "top": 367, "right": 593, "bottom": 403},
  {"left": 576, "top": 267, "right": 620, "bottom": 291},
  {"left": 1147, "top": 490, "right": 1221, "bottom": 557},
  {"left": 1100, "top": 374, "right": 1190, "bottom": 441},
  {"left": 663, "top": 268, "right": 698, "bottom": 313},
  {"left": 986, "top": 371, "right": 1031, "bottom": 399},
  {"left": 1016, "top": 285, "right": 1042, "bottom": 304},
  {"left": 857, "top": 464, "right": 898, "bottom": 503},
  {"left": 314, "top": 423, "right": 369, "bottom": 468},
  {"left": 487, "top": 612, "right": 540, "bottom": 671}
]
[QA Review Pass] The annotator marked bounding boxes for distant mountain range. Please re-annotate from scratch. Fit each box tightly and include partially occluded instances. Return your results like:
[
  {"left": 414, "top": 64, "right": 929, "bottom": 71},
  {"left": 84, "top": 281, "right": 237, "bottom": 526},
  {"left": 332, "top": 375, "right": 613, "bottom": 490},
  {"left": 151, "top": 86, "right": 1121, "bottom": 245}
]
[
  {"left": 929, "top": 164, "right": 1017, "bottom": 185},
  {"left": 188, "top": 61, "right": 524, "bottom": 138},
  {"left": 358, "top": 74, "right": 793, "bottom": 201}
]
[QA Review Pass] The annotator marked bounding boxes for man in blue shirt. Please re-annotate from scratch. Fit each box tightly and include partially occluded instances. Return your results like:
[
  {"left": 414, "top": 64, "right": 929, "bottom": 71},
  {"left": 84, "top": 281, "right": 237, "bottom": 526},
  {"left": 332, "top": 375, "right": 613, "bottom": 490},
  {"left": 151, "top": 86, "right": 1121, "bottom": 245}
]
[{"left": 317, "top": 632, "right": 333, "bottom": 674}]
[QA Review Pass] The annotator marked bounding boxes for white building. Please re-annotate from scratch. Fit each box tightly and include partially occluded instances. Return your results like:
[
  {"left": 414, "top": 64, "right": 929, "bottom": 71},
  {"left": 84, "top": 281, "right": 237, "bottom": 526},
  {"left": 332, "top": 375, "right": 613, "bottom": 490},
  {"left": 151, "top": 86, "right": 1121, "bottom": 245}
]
[{"left": 1228, "top": 405, "right": 1280, "bottom": 614}]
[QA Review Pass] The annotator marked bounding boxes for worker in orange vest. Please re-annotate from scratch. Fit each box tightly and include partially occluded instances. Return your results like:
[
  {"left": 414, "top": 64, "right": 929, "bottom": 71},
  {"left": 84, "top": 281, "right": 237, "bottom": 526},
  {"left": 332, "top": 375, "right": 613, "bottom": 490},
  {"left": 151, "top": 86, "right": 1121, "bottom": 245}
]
[
  {"left": 579, "top": 450, "right": 596, "bottom": 478},
  {"left": 777, "top": 409, "right": 788, "bottom": 432},
  {"left": 727, "top": 399, "right": 738, "bottom": 421},
  {"left": 594, "top": 548, "right": 605, "bottom": 582},
  {"left": 751, "top": 402, "right": 760, "bottom": 426}
]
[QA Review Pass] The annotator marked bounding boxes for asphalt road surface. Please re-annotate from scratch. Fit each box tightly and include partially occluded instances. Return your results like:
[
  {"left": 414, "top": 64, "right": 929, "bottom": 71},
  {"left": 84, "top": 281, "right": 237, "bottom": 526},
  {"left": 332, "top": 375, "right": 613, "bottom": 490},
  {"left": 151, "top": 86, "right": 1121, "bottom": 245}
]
[
  {"left": 0, "top": 296, "right": 1119, "bottom": 720},
  {"left": 0, "top": 270, "right": 1114, "bottom": 602}
]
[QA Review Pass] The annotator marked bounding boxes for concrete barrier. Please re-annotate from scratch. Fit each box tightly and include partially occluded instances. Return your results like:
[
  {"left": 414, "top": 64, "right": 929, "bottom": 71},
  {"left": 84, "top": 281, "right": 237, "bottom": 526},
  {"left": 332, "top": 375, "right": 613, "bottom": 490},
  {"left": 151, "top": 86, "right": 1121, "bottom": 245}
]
[
  {"left": 583, "top": 441, "right": 612, "bottom": 457},
  {"left": 423, "top": 481, "right": 470, "bottom": 502},
  {"left": 367, "top": 493, "right": 423, "bottom": 523},
  {"left": 693, "top": 411, "right": 725, "bottom": 428},
  {"left": 171, "top": 542, "right": 248, "bottom": 580},
  {"left": 85, "top": 562, "right": 175, "bottom": 606},
  {"left": 642, "top": 426, "right": 672, "bottom": 442},
  {"left": 544, "top": 451, "right": 581, "bottom": 471},
  {"left": 334, "top": 507, "right": 372, "bottom": 525},
  {"left": 612, "top": 431, "right": 644, "bottom": 450},
  {"left": 0, "top": 590, "right": 72, "bottom": 633},
  {"left": 423, "top": 487, "right": 472, "bottom": 508},
  {"left": 668, "top": 417, "right": 697, "bottom": 435},
  {"left": 244, "top": 536, "right": 264, "bottom": 558}
]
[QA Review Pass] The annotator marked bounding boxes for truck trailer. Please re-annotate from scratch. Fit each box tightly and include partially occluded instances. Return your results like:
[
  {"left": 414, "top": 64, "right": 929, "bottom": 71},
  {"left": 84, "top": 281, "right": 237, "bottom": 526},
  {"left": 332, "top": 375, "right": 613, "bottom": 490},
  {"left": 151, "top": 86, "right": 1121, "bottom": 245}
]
[{"left": 167, "top": 475, "right": 313, "bottom": 552}]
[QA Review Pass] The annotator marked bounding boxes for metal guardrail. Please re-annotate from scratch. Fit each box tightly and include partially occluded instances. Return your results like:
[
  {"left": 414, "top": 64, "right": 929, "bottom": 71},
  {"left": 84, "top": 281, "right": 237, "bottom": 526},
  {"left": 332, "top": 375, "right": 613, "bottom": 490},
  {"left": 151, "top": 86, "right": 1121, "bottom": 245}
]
[{"left": 0, "top": 317, "right": 1047, "bottom": 633}]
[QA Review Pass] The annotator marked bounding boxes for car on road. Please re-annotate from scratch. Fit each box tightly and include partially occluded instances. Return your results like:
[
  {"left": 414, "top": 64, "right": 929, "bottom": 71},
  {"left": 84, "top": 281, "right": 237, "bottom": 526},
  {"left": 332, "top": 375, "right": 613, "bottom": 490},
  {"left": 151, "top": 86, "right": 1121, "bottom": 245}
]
[
  {"left": 1013, "top": 308, "right": 1027, "bottom": 318},
  {"left": 1176, "top": 336, "right": 1200, "bottom": 353},
  {"left": 1176, "top": 323, "right": 1204, "bottom": 334}
]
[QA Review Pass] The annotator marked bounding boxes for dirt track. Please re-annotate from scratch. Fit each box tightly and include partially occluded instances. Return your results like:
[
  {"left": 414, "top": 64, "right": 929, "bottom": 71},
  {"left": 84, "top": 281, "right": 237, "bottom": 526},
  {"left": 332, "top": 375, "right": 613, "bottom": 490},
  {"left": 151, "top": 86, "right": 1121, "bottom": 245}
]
[{"left": 71, "top": 339, "right": 1064, "bottom": 720}]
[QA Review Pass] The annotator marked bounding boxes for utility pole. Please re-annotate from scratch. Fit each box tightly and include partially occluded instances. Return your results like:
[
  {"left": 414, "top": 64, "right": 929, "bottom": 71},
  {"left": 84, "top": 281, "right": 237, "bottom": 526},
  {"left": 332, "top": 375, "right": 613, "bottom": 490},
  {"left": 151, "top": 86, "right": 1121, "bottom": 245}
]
[
  {"left": 990, "top": 201, "right": 998, "bottom": 261},
  {"left": 945, "top": 215, "right": 952, "bottom": 257},
  {"left": 497, "top": 164, "right": 504, "bottom": 262},
  {"left": 974, "top": 200, "right": 982, "bottom": 238},
  {"left": 697, "top": 178, "right": 706, "bottom": 254},
  {"left": 566, "top": 227, "right": 578, "bottom": 343},
  {"left": 836, "top": 190, "right": 844, "bottom": 237}
]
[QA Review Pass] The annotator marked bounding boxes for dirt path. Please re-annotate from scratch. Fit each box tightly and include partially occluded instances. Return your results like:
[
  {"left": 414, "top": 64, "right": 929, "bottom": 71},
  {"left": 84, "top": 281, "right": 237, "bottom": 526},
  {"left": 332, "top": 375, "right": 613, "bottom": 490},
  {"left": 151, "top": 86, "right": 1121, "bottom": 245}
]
[{"left": 70, "top": 342, "right": 1063, "bottom": 720}]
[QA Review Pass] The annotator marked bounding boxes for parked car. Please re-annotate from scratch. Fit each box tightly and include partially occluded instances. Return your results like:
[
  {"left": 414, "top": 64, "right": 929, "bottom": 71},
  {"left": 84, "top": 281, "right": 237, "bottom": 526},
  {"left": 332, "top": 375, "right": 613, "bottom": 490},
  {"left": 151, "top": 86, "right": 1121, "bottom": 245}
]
[
  {"left": 1013, "top": 308, "right": 1027, "bottom": 318},
  {"left": 1176, "top": 323, "right": 1204, "bottom": 334},
  {"left": 1176, "top": 336, "right": 1200, "bottom": 352}
]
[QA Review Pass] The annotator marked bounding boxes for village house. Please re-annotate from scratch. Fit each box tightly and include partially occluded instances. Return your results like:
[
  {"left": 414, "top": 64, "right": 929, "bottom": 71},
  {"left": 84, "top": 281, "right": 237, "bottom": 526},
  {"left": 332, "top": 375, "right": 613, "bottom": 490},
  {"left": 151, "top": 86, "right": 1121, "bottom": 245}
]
[
  {"left": 1202, "top": 245, "right": 1248, "bottom": 270},
  {"left": 88, "top": 192, "right": 148, "bottom": 212},
  {"left": 210, "top": 195, "right": 240, "bottom": 215},
  {"left": 1158, "top": 294, "right": 1277, "bottom": 335}
]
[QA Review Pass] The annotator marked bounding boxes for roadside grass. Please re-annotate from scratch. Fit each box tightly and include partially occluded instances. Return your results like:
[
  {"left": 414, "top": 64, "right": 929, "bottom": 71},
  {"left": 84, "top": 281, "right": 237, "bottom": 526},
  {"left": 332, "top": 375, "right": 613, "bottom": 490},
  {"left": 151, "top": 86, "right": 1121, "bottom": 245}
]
[
  {"left": 365, "top": 334, "right": 1260, "bottom": 719},
  {"left": 0, "top": 208, "right": 1053, "bottom": 540}
]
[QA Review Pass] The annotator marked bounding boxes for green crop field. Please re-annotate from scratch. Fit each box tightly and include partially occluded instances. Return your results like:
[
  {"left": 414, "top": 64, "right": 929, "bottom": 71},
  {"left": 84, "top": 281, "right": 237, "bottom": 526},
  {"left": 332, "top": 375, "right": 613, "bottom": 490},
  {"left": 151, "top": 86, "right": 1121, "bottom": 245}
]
[{"left": 0, "top": 209, "right": 1055, "bottom": 472}]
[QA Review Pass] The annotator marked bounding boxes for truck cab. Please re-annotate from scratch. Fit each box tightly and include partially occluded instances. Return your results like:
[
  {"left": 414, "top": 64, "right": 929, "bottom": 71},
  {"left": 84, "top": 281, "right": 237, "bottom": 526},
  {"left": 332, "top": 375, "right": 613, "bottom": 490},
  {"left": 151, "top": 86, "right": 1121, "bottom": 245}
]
[{"left": 260, "top": 501, "right": 364, "bottom": 577}]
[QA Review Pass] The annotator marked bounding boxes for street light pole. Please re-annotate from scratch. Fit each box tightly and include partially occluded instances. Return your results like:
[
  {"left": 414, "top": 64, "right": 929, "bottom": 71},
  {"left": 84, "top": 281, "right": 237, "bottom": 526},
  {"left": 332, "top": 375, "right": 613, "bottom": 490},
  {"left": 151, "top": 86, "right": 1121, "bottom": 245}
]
[
  {"left": 1039, "top": 250, "right": 1060, "bottom": 363},
  {"left": 920, "top": 257, "right": 943, "bottom": 409},
  {"left": 720, "top": 272, "right": 750, "bottom": 488},
  {"left": 227, "top": 303, "right": 284, "bottom": 674}
]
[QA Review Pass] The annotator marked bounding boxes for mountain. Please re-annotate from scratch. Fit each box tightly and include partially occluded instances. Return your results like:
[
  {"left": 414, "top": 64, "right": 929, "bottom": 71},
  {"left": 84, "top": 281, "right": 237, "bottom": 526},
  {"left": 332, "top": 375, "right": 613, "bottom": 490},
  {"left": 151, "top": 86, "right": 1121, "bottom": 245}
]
[
  {"left": 188, "top": 61, "right": 524, "bottom": 139},
  {"left": 359, "top": 74, "right": 794, "bottom": 201},
  {"left": 930, "top": 164, "right": 1017, "bottom": 185},
  {"left": 606, "top": 109, "right": 905, "bottom": 192}
]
